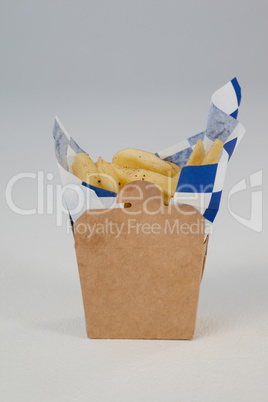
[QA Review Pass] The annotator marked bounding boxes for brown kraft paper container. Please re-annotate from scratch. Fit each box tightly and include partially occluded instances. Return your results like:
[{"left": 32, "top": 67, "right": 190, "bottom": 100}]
[{"left": 73, "top": 180, "right": 209, "bottom": 340}]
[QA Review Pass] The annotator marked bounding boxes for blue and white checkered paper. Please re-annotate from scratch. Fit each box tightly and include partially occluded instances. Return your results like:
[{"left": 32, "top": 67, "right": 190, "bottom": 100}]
[{"left": 53, "top": 78, "right": 245, "bottom": 225}]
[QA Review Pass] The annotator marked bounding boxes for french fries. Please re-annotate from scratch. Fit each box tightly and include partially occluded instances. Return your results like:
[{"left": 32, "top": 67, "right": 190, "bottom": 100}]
[
  {"left": 112, "top": 148, "right": 180, "bottom": 177},
  {"left": 72, "top": 153, "right": 102, "bottom": 188},
  {"left": 96, "top": 157, "right": 121, "bottom": 193},
  {"left": 72, "top": 138, "right": 224, "bottom": 205},
  {"left": 202, "top": 139, "right": 224, "bottom": 165},
  {"left": 112, "top": 165, "right": 136, "bottom": 187},
  {"left": 186, "top": 138, "right": 223, "bottom": 166},
  {"left": 127, "top": 168, "right": 180, "bottom": 205},
  {"left": 186, "top": 139, "right": 205, "bottom": 166}
]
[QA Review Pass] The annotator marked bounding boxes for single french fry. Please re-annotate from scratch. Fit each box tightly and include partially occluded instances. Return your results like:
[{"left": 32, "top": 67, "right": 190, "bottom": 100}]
[
  {"left": 98, "top": 173, "right": 120, "bottom": 193},
  {"left": 96, "top": 157, "right": 121, "bottom": 193},
  {"left": 127, "top": 168, "right": 180, "bottom": 205},
  {"left": 112, "top": 148, "right": 180, "bottom": 177},
  {"left": 164, "top": 171, "right": 180, "bottom": 205},
  {"left": 112, "top": 164, "right": 136, "bottom": 187},
  {"left": 186, "top": 139, "right": 205, "bottom": 166},
  {"left": 202, "top": 139, "right": 224, "bottom": 165},
  {"left": 72, "top": 153, "right": 101, "bottom": 188}
]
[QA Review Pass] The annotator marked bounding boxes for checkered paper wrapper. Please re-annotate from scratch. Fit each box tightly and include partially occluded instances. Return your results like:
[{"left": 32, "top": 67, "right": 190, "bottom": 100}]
[{"left": 53, "top": 78, "right": 245, "bottom": 229}]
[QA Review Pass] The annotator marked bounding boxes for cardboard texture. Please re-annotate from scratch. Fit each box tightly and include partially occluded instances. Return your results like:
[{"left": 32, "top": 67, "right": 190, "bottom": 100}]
[{"left": 74, "top": 181, "right": 209, "bottom": 340}]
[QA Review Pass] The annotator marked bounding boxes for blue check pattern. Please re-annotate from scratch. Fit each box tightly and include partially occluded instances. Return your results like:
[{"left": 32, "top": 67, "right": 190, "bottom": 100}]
[{"left": 157, "top": 77, "right": 245, "bottom": 222}]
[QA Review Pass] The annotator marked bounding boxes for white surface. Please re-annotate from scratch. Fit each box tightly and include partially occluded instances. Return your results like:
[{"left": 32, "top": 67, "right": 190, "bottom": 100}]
[{"left": 1, "top": 205, "right": 267, "bottom": 402}]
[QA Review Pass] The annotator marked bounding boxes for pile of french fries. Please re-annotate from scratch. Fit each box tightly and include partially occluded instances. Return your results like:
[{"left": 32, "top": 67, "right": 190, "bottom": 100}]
[{"left": 72, "top": 138, "right": 223, "bottom": 205}]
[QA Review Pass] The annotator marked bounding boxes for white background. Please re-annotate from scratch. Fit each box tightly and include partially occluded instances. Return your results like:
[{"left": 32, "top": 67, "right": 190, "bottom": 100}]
[{"left": 1, "top": 1, "right": 267, "bottom": 401}]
